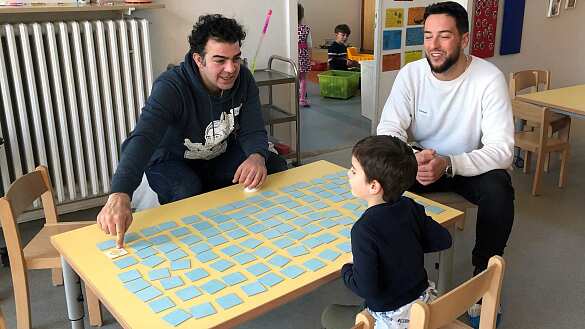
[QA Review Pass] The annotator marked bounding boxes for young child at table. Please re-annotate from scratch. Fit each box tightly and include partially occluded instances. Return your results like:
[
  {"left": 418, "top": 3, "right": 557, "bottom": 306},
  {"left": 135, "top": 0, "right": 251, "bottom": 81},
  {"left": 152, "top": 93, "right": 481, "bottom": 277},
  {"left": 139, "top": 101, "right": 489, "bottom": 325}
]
[
  {"left": 332, "top": 135, "right": 452, "bottom": 329},
  {"left": 327, "top": 24, "right": 358, "bottom": 71}
]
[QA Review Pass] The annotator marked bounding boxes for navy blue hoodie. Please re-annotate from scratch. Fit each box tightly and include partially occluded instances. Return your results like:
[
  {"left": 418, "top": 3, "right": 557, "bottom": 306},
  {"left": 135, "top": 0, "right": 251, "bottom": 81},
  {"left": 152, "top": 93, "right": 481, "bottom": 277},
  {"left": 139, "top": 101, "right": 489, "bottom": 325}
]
[{"left": 111, "top": 51, "right": 268, "bottom": 196}]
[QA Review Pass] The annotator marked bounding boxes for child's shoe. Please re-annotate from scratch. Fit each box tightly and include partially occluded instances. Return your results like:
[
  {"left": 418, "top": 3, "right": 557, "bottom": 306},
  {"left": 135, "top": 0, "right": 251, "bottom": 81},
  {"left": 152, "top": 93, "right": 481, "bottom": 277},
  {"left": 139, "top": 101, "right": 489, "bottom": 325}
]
[
  {"left": 467, "top": 303, "right": 503, "bottom": 329},
  {"left": 300, "top": 99, "right": 310, "bottom": 107}
]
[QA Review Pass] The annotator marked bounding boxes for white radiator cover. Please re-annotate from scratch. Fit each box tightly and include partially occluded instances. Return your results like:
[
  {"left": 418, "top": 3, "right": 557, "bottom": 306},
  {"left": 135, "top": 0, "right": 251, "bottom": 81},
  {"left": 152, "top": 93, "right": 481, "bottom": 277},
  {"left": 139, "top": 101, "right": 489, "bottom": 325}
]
[{"left": 0, "top": 19, "right": 153, "bottom": 207}]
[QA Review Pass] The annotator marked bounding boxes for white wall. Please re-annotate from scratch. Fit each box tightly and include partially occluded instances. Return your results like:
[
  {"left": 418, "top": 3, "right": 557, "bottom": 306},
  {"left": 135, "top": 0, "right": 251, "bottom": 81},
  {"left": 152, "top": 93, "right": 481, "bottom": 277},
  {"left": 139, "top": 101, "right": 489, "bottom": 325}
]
[
  {"left": 300, "top": 0, "right": 362, "bottom": 49},
  {"left": 486, "top": 1, "right": 585, "bottom": 88},
  {"left": 140, "top": 0, "right": 293, "bottom": 77}
]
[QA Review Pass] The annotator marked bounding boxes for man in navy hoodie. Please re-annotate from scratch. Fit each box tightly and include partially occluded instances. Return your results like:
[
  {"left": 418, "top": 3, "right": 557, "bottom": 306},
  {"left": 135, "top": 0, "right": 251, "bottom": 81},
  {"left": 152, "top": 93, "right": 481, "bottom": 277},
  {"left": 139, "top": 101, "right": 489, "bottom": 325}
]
[{"left": 97, "top": 14, "right": 287, "bottom": 246}]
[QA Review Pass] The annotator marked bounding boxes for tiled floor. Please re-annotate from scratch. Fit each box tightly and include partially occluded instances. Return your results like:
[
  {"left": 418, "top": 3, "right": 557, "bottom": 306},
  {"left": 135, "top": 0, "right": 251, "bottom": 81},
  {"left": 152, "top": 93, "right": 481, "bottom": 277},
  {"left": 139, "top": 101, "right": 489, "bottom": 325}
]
[{"left": 300, "top": 80, "right": 371, "bottom": 155}]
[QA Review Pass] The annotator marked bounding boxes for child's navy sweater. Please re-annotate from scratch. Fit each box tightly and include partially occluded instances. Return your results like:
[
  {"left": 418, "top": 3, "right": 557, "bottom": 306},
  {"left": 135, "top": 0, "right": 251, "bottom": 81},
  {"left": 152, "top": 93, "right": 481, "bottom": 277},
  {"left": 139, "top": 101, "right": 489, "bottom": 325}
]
[{"left": 341, "top": 196, "right": 452, "bottom": 312}]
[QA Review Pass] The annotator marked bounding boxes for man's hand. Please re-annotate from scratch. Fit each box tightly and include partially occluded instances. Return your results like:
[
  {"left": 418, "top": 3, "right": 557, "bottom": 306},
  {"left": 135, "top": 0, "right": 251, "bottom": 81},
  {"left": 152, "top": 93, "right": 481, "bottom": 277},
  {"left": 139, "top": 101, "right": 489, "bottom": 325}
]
[
  {"left": 415, "top": 149, "right": 436, "bottom": 166},
  {"left": 97, "top": 193, "right": 133, "bottom": 248},
  {"left": 417, "top": 155, "right": 449, "bottom": 186},
  {"left": 232, "top": 153, "right": 267, "bottom": 189}
]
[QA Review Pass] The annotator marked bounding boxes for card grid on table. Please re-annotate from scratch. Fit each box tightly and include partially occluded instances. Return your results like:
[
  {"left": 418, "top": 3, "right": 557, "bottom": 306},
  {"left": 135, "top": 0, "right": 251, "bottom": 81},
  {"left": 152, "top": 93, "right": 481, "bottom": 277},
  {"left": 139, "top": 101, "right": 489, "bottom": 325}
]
[{"left": 95, "top": 170, "right": 450, "bottom": 327}]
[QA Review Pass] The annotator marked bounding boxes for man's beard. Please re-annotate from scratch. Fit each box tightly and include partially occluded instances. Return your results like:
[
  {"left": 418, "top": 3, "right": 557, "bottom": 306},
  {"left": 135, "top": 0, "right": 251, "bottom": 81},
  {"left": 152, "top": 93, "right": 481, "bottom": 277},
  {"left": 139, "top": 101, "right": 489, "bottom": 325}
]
[{"left": 426, "top": 49, "right": 461, "bottom": 74}]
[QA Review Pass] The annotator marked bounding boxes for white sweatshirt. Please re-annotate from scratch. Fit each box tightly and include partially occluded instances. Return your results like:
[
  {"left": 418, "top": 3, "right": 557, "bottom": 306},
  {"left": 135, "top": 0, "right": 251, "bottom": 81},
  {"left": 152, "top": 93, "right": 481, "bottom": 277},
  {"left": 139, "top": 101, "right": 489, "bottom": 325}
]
[{"left": 377, "top": 56, "right": 514, "bottom": 177}]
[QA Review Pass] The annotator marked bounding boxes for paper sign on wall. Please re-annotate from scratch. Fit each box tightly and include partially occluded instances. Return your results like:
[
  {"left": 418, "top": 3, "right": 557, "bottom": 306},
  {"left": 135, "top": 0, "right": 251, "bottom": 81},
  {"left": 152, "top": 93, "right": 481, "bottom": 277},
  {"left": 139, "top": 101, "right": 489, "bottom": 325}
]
[
  {"left": 404, "top": 50, "right": 423, "bottom": 65},
  {"left": 383, "top": 30, "right": 402, "bottom": 50},
  {"left": 407, "top": 7, "right": 425, "bottom": 25},
  {"left": 385, "top": 8, "right": 404, "bottom": 28}
]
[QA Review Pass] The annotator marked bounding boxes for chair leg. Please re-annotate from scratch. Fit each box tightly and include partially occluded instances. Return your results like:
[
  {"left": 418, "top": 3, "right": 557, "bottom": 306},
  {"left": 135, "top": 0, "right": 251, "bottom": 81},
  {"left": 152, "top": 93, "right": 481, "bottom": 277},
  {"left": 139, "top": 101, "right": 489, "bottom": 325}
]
[
  {"left": 523, "top": 150, "right": 531, "bottom": 174},
  {"left": 532, "top": 150, "right": 546, "bottom": 196},
  {"left": 544, "top": 153, "right": 550, "bottom": 173},
  {"left": 0, "top": 306, "right": 7, "bottom": 329},
  {"left": 11, "top": 268, "right": 31, "bottom": 329},
  {"left": 558, "top": 148, "right": 569, "bottom": 188},
  {"left": 51, "top": 268, "right": 63, "bottom": 286},
  {"left": 86, "top": 285, "right": 103, "bottom": 327}
]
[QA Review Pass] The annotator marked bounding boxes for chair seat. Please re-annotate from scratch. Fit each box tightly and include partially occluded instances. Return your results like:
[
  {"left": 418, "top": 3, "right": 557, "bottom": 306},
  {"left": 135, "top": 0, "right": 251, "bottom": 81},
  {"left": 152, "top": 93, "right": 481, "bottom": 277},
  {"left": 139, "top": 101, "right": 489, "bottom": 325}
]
[
  {"left": 515, "top": 130, "right": 568, "bottom": 152},
  {"left": 24, "top": 221, "right": 94, "bottom": 270}
]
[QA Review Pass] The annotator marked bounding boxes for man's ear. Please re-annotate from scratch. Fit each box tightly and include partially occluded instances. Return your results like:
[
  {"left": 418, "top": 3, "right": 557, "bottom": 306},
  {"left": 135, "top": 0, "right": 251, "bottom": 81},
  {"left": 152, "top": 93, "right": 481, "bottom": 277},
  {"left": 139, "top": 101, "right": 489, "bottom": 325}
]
[
  {"left": 461, "top": 31, "right": 470, "bottom": 50},
  {"left": 368, "top": 179, "right": 382, "bottom": 196},
  {"left": 193, "top": 52, "right": 205, "bottom": 68}
]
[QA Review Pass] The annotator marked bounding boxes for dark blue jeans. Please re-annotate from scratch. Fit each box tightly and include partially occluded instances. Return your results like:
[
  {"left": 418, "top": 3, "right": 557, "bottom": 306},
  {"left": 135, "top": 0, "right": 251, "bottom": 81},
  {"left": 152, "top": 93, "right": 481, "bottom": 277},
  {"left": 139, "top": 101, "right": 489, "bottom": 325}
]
[
  {"left": 146, "top": 142, "right": 287, "bottom": 205},
  {"left": 410, "top": 169, "right": 515, "bottom": 273}
]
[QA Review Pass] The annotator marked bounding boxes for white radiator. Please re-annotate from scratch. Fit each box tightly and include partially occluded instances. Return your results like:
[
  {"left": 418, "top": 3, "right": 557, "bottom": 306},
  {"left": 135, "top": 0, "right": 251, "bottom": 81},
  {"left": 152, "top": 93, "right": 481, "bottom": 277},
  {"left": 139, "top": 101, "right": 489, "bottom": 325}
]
[{"left": 0, "top": 19, "right": 153, "bottom": 207}]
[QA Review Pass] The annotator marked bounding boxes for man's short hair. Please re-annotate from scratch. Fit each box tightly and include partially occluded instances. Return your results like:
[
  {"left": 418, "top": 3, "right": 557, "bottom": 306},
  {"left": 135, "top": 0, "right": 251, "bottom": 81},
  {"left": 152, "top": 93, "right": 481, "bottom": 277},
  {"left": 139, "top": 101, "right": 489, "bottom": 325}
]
[
  {"left": 352, "top": 136, "right": 417, "bottom": 203},
  {"left": 188, "top": 14, "right": 246, "bottom": 56},
  {"left": 423, "top": 1, "right": 469, "bottom": 34},
  {"left": 334, "top": 24, "right": 351, "bottom": 36}
]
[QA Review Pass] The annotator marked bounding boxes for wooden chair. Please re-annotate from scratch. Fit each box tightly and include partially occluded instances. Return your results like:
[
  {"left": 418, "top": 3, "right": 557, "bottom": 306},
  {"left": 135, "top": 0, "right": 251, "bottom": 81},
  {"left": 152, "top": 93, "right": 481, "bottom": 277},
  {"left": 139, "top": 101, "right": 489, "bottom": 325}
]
[
  {"left": 509, "top": 69, "right": 571, "bottom": 171},
  {"left": 512, "top": 100, "right": 570, "bottom": 196},
  {"left": 0, "top": 166, "right": 103, "bottom": 329},
  {"left": 408, "top": 256, "right": 505, "bottom": 329},
  {"left": 352, "top": 310, "right": 375, "bottom": 329}
]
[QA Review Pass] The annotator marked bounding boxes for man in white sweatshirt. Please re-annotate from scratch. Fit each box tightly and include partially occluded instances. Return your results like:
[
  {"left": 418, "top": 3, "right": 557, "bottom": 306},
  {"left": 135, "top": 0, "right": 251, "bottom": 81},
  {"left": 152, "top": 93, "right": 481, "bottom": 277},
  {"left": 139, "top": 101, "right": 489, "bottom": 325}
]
[{"left": 377, "top": 1, "right": 514, "bottom": 279}]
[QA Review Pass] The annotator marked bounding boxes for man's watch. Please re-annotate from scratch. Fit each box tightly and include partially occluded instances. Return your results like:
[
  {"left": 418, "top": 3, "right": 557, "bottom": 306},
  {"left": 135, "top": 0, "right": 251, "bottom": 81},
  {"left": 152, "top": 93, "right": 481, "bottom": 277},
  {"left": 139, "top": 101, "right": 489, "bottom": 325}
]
[{"left": 444, "top": 156, "right": 454, "bottom": 178}]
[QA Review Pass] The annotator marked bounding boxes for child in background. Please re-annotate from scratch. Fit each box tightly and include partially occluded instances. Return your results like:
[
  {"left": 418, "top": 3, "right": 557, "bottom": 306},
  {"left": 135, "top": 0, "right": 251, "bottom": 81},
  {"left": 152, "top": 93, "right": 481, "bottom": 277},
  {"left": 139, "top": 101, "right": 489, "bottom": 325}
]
[
  {"left": 297, "top": 3, "right": 312, "bottom": 107},
  {"left": 324, "top": 135, "right": 452, "bottom": 329},
  {"left": 328, "top": 24, "right": 358, "bottom": 71}
]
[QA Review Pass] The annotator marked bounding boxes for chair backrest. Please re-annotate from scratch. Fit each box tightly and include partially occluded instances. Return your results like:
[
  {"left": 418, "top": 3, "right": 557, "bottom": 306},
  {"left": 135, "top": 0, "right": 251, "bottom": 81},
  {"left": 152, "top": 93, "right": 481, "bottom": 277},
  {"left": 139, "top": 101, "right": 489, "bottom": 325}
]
[
  {"left": 408, "top": 256, "right": 505, "bottom": 329},
  {"left": 0, "top": 166, "right": 58, "bottom": 272},
  {"left": 511, "top": 99, "right": 550, "bottom": 125},
  {"left": 509, "top": 69, "right": 550, "bottom": 97}
]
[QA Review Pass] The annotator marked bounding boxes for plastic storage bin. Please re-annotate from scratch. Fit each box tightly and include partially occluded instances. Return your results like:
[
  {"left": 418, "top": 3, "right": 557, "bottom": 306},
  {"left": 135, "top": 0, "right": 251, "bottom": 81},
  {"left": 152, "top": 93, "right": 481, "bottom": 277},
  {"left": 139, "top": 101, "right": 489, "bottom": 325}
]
[{"left": 318, "top": 70, "right": 360, "bottom": 99}]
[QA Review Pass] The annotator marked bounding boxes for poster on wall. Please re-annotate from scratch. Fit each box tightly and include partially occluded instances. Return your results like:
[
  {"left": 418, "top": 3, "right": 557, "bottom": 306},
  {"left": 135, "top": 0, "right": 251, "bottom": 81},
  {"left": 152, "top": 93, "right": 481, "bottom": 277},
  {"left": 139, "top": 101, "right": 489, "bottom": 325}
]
[
  {"left": 404, "top": 50, "right": 423, "bottom": 64},
  {"left": 405, "top": 27, "right": 423, "bottom": 46},
  {"left": 407, "top": 7, "right": 425, "bottom": 25},
  {"left": 500, "top": 0, "right": 525, "bottom": 55},
  {"left": 383, "top": 53, "right": 401, "bottom": 72},
  {"left": 383, "top": 30, "right": 402, "bottom": 50},
  {"left": 471, "top": 0, "right": 499, "bottom": 58},
  {"left": 385, "top": 8, "right": 404, "bottom": 28}
]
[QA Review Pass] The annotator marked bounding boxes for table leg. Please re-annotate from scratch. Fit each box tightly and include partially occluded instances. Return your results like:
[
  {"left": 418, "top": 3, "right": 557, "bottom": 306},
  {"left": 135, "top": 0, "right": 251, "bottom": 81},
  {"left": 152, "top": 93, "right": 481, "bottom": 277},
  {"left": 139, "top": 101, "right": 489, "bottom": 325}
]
[
  {"left": 436, "top": 226, "right": 454, "bottom": 295},
  {"left": 61, "top": 257, "right": 86, "bottom": 329}
]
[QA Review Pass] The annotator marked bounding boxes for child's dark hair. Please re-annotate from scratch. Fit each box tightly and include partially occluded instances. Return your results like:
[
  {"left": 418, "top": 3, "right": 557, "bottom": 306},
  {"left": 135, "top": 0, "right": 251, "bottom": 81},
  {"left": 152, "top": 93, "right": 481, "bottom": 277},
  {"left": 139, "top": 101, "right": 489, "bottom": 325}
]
[
  {"left": 298, "top": 3, "right": 304, "bottom": 24},
  {"left": 424, "top": 1, "right": 469, "bottom": 34},
  {"left": 334, "top": 24, "right": 351, "bottom": 36},
  {"left": 189, "top": 14, "right": 246, "bottom": 57},
  {"left": 352, "top": 136, "right": 417, "bottom": 203}
]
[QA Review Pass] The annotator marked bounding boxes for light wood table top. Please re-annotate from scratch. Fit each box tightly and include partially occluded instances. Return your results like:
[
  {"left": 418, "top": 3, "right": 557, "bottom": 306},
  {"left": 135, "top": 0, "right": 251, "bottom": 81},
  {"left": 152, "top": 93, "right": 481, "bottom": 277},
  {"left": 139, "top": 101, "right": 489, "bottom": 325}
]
[
  {"left": 515, "top": 84, "right": 585, "bottom": 119},
  {"left": 52, "top": 160, "right": 462, "bottom": 328}
]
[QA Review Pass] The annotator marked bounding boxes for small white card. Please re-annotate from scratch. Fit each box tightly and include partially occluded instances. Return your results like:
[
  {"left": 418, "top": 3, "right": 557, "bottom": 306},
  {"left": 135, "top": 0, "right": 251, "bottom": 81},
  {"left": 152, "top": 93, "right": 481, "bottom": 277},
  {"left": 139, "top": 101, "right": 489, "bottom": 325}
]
[{"left": 105, "top": 248, "right": 128, "bottom": 259}]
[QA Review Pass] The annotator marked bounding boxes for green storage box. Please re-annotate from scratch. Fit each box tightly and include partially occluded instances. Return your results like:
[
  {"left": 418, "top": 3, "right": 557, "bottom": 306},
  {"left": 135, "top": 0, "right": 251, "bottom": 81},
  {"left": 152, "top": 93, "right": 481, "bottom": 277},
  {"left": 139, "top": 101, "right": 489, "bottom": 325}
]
[{"left": 318, "top": 70, "right": 360, "bottom": 99}]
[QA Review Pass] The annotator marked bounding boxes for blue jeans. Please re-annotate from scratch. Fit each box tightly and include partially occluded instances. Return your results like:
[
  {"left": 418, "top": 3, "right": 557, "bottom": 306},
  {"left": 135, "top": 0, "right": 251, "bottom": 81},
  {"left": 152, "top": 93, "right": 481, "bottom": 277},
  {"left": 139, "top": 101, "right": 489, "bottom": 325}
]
[{"left": 145, "top": 142, "right": 287, "bottom": 205}]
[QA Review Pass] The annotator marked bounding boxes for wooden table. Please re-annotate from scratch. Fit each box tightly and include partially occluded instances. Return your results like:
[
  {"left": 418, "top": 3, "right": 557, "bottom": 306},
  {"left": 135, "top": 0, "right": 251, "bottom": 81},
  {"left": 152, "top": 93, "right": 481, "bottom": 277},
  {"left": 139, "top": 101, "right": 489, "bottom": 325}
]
[
  {"left": 515, "top": 84, "right": 585, "bottom": 119},
  {"left": 51, "top": 161, "right": 462, "bottom": 329}
]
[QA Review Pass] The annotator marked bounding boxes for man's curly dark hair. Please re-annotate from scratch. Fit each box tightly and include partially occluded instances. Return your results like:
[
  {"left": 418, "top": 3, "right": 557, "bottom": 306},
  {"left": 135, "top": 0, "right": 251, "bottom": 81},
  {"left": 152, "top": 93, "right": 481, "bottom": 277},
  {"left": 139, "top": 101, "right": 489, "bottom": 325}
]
[{"left": 188, "top": 14, "right": 246, "bottom": 57}]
